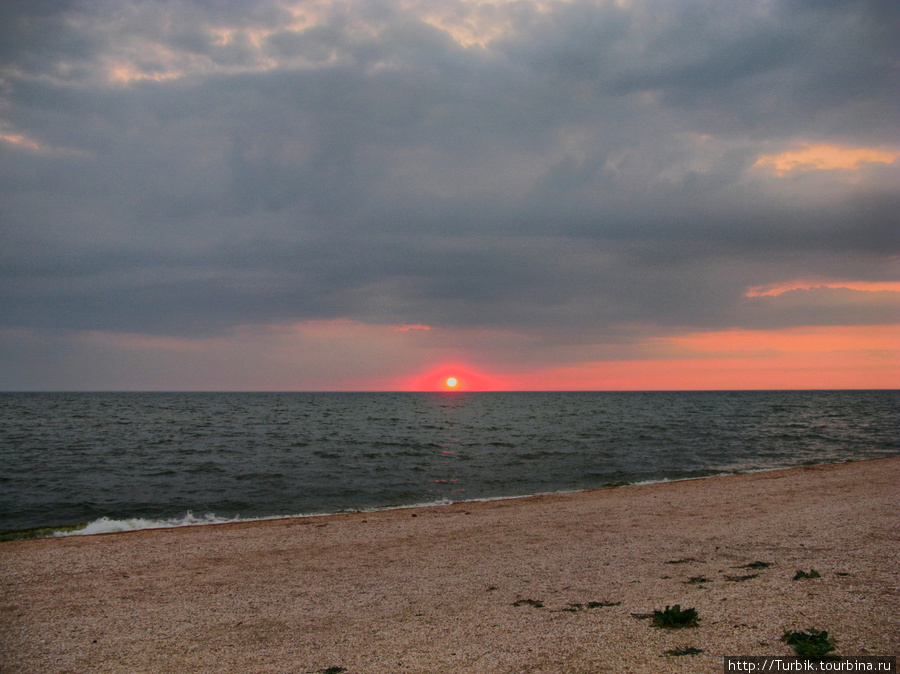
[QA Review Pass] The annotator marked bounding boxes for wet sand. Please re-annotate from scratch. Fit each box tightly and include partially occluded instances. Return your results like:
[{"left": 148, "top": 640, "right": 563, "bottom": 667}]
[{"left": 1, "top": 457, "right": 898, "bottom": 673}]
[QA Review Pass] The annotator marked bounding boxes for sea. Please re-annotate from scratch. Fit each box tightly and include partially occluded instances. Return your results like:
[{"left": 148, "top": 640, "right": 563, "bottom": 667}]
[{"left": 1, "top": 390, "right": 897, "bottom": 539}]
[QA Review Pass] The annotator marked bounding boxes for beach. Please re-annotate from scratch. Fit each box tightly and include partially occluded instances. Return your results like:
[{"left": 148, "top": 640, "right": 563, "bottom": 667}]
[{"left": 1, "top": 457, "right": 897, "bottom": 673}]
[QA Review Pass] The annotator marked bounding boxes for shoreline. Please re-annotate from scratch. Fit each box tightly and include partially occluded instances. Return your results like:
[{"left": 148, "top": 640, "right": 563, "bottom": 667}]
[
  {"left": 2, "top": 457, "right": 898, "bottom": 673},
  {"left": 7, "top": 459, "right": 891, "bottom": 541}
]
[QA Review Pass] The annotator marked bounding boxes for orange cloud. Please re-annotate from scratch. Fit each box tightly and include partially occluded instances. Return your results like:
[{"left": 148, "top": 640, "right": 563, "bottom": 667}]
[
  {"left": 498, "top": 325, "right": 899, "bottom": 391},
  {"left": 401, "top": 0, "right": 564, "bottom": 47},
  {"left": 508, "top": 353, "right": 895, "bottom": 391},
  {"left": 664, "top": 325, "right": 897, "bottom": 355},
  {"left": 393, "top": 324, "right": 433, "bottom": 332},
  {"left": 746, "top": 280, "right": 900, "bottom": 298},
  {"left": 0, "top": 133, "right": 42, "bottom": 152},
  {"left": 0, "top": 129, "right": 85, "bottom": 156},
  {"left": 753, "top": 143, "right": 899, "bottom": 176}
]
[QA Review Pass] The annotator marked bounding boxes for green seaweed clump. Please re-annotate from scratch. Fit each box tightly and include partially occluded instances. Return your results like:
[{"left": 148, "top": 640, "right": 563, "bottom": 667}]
[
  {"left": 651, "top": 605, "right": 700, "bottom": 629},
  {"left": 665, "top": 647, "right": 704, "bottom": 656},
  {"left": 512, "top": 599, "right": 544, "bottom": 608},
  {"left": 739, "top": 561, "right": 772, "bottom": 569},
  {"left": 782, "top": 629, "right": 836, "bottom": 659},
  {"left": 724, "top": 574, "right": 758, "bottom": 582},
  {"left": 562, "top": 601, "right": 621, "bottom": 612},
  {"left": 793, "top": 569, "right": 821, "bottom": 580}
]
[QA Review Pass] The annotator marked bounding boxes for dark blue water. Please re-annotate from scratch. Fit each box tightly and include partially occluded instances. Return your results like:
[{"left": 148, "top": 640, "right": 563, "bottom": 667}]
[{"left": 1, "top": 391, "right": 897, "bottom": 535}]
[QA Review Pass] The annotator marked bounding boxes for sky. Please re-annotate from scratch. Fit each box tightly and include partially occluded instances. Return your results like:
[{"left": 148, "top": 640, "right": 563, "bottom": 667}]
[{"left": 0, "top": 0, "right": 898, "bottom": 392}]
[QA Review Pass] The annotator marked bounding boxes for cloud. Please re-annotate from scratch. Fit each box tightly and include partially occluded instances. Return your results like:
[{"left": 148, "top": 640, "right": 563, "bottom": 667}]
[
  {"left": 745, "top": 280, "right": 900, "bottom": 298},
  {"left": 0, "top": 0, "right": 897, "bottom": 389},
  {"left": 754, "top": 144, "right": 899, "bottom": 176}
]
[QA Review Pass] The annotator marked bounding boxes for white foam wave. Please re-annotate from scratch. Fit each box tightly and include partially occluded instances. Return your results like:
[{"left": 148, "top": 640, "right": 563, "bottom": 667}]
[
  {"left": 55, "top": 512, "right": 242, "bottom": 537},
  {"left": 50, "top": 500, "right": 462, "bottom": 537}
]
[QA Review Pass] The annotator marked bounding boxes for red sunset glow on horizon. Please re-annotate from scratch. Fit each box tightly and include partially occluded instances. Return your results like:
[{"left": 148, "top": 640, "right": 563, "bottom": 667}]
[
  {"left": 389, "top": 364, "right": 510, "bottom": 392},
  {"left": 374, "top": 324, "right": 898, "bottom": 393}
]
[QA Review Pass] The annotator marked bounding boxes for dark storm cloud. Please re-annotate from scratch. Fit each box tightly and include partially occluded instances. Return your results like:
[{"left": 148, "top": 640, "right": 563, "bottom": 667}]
[{"left": 0, "top": 0, "right": 897, "bottom": 348}]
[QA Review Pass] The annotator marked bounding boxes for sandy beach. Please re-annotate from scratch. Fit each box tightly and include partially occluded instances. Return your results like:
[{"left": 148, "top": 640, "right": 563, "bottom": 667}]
[{"left": 1, "top": 457, "right": 897, "bottom": 673}]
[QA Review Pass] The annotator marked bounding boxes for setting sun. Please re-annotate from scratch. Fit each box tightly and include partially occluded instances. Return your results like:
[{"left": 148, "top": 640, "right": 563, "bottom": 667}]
[{"left": 390, "top": 364, "right": 509, "bottom": 392}]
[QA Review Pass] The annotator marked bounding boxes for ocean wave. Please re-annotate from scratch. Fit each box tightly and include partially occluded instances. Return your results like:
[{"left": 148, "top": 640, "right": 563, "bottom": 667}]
[
  {"left": 55, "top": 512, "right": 243, "bottom": 537},
  {"left": 50, "top": 499, "right": 459, "bottom": 538}
]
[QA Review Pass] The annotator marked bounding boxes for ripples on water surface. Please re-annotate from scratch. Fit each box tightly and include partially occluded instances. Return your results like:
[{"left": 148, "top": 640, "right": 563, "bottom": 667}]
[{"left": 1, "top": 391, "right": 897, "bottom": 534}]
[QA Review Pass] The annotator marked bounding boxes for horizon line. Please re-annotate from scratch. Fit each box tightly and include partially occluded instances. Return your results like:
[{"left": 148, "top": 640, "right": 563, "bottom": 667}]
[{"left": 1, "top": 388, "right": 896, "bottom": 394}]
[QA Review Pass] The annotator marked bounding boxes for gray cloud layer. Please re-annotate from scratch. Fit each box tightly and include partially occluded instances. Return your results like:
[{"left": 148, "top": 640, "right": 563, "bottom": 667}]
[{"left": 1, "top": 0, "right": 898, "bottom": 349}]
